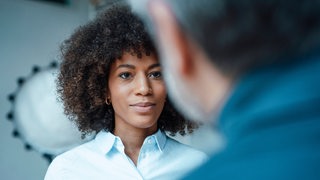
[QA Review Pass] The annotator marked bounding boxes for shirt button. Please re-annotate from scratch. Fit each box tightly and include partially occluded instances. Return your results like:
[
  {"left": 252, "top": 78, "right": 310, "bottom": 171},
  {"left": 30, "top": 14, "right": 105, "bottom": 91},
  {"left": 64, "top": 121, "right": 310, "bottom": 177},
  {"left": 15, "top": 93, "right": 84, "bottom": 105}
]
[{"left": 147, "top": 139, "right": 152, "bottom": 144}]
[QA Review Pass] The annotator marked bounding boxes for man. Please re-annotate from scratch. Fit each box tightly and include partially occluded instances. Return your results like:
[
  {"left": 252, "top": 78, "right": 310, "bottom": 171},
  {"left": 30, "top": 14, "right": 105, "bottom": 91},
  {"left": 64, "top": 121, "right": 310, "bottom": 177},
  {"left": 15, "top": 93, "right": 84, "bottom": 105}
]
[{"left": 130, "top": 0, "right": 320, "bottom": 179}]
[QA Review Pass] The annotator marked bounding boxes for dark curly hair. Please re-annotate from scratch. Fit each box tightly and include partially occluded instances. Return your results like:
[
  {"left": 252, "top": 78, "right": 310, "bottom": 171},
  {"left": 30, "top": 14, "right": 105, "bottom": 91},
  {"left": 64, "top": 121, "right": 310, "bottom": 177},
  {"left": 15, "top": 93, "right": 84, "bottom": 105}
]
[{"left": 57, "top": 3, "right": 197, "bottom": 136}]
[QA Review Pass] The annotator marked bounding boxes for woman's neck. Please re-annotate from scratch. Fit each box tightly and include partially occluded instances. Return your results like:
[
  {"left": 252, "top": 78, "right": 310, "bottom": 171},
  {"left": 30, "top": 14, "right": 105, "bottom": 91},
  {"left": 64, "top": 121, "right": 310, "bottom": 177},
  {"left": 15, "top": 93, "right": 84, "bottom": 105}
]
[{"left": 113, "top": 125, "right": 157, "bottom": 166}]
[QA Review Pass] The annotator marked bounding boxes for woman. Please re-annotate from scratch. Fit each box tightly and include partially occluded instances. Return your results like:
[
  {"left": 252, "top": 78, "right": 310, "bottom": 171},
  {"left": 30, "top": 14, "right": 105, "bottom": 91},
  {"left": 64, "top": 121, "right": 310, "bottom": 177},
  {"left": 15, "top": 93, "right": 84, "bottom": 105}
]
[{"left": 45, "top": 3, "right": 207, "bottom": 180}]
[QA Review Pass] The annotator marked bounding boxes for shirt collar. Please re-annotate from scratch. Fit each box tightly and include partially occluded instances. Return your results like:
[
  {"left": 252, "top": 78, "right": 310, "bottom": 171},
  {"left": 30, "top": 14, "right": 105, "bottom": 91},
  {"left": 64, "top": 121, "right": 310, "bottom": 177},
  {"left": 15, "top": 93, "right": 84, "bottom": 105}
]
[
  {"left": 94, "top": 130, "right": 117, "bottom": 155},
  {"left": 149, "top": 129, "right": 167, "bottom": 152},
  {"left": 94, "top": 129, "right": 167, "bottom": 155}
]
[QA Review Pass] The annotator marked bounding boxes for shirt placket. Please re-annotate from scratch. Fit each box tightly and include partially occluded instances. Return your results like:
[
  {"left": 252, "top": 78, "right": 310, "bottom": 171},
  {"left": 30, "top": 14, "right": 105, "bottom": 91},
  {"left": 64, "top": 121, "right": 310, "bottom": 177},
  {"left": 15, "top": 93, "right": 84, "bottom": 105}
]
[{"left": 115, "top": 138, "right": 145, "bottom": 180}]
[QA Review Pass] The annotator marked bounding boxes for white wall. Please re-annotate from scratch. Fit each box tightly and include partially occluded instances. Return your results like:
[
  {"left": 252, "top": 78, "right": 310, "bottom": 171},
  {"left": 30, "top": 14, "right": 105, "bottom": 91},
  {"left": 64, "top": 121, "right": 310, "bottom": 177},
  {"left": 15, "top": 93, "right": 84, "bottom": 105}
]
[{"left": 0, "top": 0, "right": 89, "bottom": 179}]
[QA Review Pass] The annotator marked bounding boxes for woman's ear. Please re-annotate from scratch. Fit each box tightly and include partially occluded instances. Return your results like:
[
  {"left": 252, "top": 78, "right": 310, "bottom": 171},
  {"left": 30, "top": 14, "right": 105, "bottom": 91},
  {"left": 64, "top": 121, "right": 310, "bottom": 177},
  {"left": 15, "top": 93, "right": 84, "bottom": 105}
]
[
  {"left": 106, "top": 96, "right": 111, "bottom": 105},
  {"left": 106, "top": 89, "right": 111, "bottom": 105}
]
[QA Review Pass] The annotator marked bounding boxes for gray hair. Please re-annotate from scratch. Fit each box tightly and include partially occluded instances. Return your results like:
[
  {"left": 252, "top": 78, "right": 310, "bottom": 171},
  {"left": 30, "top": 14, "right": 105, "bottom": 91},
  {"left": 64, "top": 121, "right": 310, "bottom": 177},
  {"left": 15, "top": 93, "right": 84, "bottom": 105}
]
[{"left": 130, "top": 0, "right": 320, "bottom": 76}]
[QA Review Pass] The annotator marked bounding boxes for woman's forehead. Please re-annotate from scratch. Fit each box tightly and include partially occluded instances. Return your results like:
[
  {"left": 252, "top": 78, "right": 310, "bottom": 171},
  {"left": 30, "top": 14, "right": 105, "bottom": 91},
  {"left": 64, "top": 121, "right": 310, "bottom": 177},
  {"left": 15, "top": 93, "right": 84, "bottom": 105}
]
[{"left": 113, "top": 52, "right": 159, "bottom": 66}]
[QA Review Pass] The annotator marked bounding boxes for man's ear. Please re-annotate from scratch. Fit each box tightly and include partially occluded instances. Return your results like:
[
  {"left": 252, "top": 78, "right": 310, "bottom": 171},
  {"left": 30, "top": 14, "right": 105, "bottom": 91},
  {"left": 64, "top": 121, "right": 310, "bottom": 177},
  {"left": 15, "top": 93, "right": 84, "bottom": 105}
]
[{"left": 148, "top": 0, "right": 194, "bottom": 76}]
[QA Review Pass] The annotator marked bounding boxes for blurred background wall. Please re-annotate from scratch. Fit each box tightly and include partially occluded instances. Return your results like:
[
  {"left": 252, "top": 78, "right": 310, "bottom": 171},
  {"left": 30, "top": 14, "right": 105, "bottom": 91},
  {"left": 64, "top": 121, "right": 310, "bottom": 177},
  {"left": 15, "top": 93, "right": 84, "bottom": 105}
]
[{"left": 0, "top": 0, "right": 90, "bottom": 179}]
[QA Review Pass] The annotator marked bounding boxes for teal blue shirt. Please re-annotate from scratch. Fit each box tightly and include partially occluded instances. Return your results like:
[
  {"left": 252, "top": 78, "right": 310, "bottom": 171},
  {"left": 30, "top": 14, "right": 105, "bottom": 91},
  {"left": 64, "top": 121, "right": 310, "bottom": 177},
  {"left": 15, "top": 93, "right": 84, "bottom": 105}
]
[{"left": 185, "top": 54, "right": 320, "bottom": 179}]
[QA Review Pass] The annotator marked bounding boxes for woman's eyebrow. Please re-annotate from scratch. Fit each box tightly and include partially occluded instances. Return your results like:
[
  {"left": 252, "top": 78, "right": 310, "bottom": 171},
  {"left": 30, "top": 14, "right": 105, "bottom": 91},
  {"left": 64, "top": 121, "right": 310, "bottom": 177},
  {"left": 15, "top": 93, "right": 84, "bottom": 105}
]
[
  {"left": 116, "top": 64, "right": 135, "bottom": 70},
  {"left": 148, "top": 63, "right": 160, "bottom": 70},
  {"left": 116, "top": 63, "right": 160, "bottom": 70}
]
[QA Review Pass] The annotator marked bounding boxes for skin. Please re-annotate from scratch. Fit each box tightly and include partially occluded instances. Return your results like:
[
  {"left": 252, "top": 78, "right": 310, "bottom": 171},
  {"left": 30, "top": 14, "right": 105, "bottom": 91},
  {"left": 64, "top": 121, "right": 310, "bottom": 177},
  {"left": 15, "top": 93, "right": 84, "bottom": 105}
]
[
  {"left": 107, "top": 52, "right": 166, "bottom": 165},
  {"left": 147, "top": 0, "right": 232, "bottom": 123}
]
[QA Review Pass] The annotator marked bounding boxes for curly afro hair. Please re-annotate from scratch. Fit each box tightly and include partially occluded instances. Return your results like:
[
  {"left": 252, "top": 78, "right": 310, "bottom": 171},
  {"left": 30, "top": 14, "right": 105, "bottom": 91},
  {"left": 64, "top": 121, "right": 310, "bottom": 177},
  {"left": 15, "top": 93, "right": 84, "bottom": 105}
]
[{"left": 57, "top": 3, "right": 198, "bottom": 136}]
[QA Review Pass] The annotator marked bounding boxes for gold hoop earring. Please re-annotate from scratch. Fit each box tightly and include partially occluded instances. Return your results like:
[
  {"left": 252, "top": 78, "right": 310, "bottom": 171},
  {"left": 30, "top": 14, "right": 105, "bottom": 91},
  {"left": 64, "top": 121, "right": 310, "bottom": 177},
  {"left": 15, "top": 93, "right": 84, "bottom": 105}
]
[{"left": 106, "top": 97, "right": 111, "bottom": 105}]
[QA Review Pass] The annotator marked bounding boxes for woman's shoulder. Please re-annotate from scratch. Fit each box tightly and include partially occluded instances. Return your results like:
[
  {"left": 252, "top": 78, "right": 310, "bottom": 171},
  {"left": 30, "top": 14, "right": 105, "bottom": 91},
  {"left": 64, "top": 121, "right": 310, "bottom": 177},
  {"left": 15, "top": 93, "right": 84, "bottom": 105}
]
[
  {"left": 44, "top": 139, "right": 97, "bottom": 179},
  {"left": 156, "top": 136, "right": 209, "bottom": 175},
  {"left": 165, "top": 136, "right": 209, "bottom": 160},
  {"left": 56, "top": 138, "right": 96, "bottom": 159}
]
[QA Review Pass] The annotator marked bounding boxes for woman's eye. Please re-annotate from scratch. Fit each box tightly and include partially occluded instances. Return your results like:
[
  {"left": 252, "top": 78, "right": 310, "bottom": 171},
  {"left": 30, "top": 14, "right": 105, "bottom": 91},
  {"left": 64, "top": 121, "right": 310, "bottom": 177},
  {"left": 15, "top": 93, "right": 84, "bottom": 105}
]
[
  {"left": 119, "top": 72, "right": 132, "bottom": 79},
  {"left": 149, "top": 71, "right": 162, "bottom": 79}
]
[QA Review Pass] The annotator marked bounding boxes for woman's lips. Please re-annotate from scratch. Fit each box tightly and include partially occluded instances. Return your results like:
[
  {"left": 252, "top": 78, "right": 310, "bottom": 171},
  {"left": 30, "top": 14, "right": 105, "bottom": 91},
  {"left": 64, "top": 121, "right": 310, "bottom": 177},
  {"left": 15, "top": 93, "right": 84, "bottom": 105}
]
[{"left": 130, "top": 102, "right": 155, "bottom": 113}]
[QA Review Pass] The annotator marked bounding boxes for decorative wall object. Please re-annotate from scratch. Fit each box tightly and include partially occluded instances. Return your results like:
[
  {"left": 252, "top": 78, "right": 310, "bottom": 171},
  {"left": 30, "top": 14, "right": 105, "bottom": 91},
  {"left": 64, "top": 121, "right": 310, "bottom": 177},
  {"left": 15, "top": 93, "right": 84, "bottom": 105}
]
[{"left": 7, "top": 62, "right": 93, "bottom": 163}]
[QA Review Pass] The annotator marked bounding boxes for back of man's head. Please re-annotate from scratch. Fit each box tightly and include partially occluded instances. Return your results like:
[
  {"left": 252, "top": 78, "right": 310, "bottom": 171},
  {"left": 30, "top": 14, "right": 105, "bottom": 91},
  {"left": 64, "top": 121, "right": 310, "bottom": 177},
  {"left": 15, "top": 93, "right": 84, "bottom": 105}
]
[{"left": 166, "top": 0, "right": 320, "bottom": 75}]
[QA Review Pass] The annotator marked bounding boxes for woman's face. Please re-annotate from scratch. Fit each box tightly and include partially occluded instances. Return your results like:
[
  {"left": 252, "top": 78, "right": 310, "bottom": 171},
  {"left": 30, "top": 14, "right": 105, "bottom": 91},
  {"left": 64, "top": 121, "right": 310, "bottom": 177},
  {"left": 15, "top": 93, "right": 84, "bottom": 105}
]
[{"left": 108, "top": 52, "right": 166, "bottom": 132}]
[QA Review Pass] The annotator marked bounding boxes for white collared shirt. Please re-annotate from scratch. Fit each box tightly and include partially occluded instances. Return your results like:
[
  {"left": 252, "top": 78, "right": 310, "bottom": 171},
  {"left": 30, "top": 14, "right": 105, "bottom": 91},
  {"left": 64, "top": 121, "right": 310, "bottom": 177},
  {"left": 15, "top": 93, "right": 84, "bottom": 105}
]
[{"left": 44, "top": 130, "right": 208, "bottom": 180}]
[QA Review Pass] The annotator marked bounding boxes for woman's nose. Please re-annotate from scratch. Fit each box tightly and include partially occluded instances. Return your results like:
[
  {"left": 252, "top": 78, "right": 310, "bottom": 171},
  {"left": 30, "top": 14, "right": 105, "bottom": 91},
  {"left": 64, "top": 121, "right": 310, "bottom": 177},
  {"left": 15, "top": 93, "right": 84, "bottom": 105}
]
[{"left": 134, "top": 74, "right": 152, "bottom": 96}]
